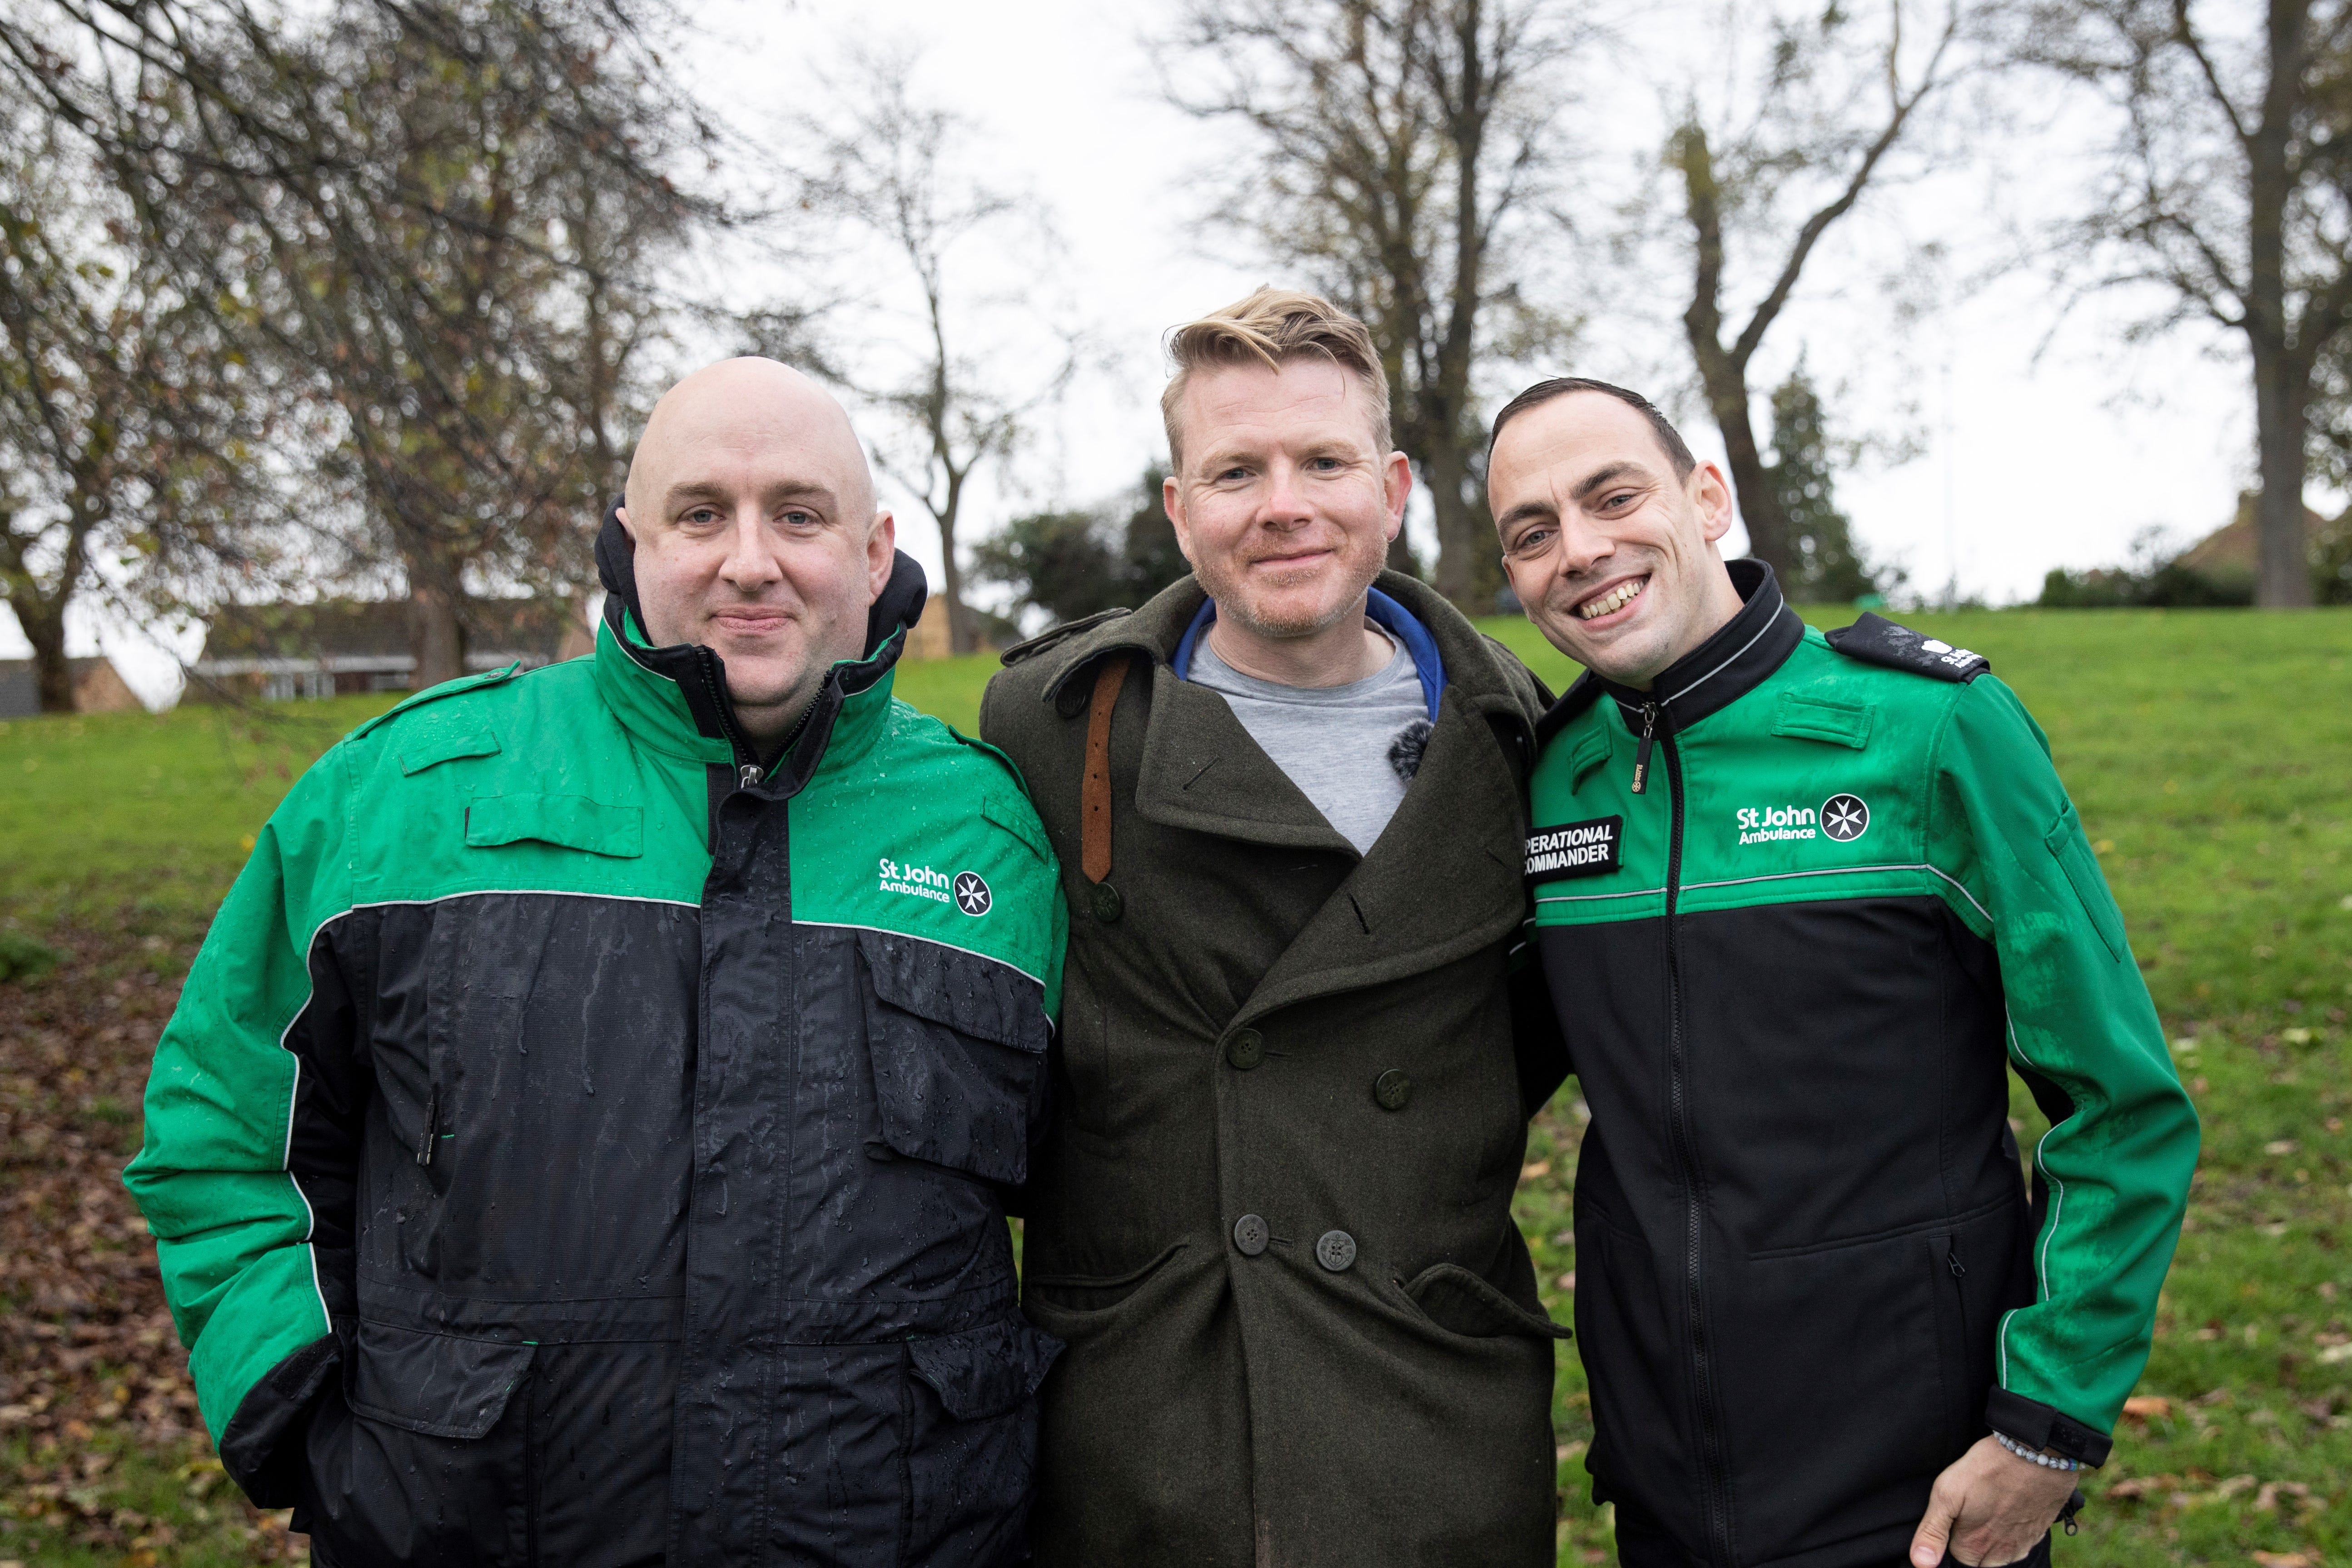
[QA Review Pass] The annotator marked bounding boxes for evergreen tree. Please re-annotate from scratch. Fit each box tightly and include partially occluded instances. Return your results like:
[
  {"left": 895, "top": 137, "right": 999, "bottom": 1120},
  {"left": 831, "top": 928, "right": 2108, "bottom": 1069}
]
[{"left": 1761, "top": 367, "right": 1879, "bottom": 603}]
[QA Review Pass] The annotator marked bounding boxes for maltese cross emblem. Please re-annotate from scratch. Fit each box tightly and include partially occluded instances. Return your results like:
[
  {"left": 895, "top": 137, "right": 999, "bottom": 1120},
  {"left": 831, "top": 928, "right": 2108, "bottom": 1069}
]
[
  {"left": 1821, "top": 795, "right": 1870, "bottom": 842},
  {"left": 953, "top": 871, "right": 993, "bottom": 916}
]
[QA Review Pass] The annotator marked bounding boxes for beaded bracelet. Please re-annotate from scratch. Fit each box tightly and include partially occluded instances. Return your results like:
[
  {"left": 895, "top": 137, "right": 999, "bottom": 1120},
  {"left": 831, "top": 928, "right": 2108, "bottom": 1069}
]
[{"left": 1992, "top": 1429, "right": 2081, "bottom": 1472}]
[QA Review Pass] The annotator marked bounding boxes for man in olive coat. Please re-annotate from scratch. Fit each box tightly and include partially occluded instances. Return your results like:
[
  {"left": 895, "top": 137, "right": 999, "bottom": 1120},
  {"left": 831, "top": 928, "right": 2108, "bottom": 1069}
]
[{"left": 980, "top": 289, "right": 1565, "bottom": 1567}]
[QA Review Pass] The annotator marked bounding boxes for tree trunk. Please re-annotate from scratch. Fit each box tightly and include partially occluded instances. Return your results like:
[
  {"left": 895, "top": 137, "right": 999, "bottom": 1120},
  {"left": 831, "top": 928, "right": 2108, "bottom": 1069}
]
[
  {"left": 1694, "top": 347, "right": 1791, "bottom": 577},
  {"left": 409, "top": 578, "right": 468, "bottom": 691},
  {"left": 12, "top": 590, "right": 74, "bottom": 713},
  {"left": 1426, "top": 442, "right": 1487, "bottom": 611},
  {"left": 937, "top": 503, "right": 979, "bottom": 656},
  {"left": 2247, "top": 1, "right": 2314, "bottom": 609},
  {"left": 2253, "top": 346, "right": 2316, "bottom": 607}
]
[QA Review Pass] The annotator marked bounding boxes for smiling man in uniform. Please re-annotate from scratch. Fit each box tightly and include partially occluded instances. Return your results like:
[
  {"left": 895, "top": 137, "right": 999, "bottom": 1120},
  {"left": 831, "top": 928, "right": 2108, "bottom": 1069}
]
[
  {"left": 1488, "top": 375, "right": 2198, "bottom": 1567},
  {"left": 126, "top": 358, "right": 1067, "bottom": 1567}
]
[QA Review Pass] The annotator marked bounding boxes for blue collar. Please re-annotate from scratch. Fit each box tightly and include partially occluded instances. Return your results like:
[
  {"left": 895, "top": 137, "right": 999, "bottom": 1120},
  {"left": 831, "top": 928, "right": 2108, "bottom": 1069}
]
[{"left": 1173, "top": 587, "right": 1446, "bottom": 722}]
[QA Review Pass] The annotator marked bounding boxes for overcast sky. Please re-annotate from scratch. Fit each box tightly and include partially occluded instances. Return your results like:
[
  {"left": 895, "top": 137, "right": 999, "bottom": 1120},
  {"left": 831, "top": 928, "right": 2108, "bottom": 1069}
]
[{"left": 5, "top": 0, "right": 2277, "bottom": 701}]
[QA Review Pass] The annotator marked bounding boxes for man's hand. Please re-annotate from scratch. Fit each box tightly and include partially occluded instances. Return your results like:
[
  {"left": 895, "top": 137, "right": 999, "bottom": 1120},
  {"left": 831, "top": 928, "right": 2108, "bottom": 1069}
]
[{"left": 1908, "top": 1435, "right": 2080, "bottom": 1566}]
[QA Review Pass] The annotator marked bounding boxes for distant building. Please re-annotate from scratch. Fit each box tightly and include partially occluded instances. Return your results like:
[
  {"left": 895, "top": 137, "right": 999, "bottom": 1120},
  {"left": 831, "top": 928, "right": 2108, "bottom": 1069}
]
[
  {"left": 2174, "top": 493, "right": 2327, "bottom": 582},
  {"left": 186, "top": 597, "right": 594, "bottom": 703},
  {"left": 0, "top": 656, "right": 143, "bottom": 719}
]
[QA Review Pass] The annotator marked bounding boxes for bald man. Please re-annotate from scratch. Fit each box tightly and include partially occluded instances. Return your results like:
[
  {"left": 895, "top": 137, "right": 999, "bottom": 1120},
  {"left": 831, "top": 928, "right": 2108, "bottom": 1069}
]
[{"left": 126, "top": 358, "right": 1072, "bottom": 1568}]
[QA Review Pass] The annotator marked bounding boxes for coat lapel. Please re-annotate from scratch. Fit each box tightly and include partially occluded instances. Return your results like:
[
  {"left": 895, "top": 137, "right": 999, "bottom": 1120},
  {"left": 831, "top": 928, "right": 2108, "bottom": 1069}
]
[
  {"left": 1231, "top": 682, "right": 1529, "bottom": 1026},
  {"left": 1130, "top": 662, "right": 1356, "bottom": 854}
]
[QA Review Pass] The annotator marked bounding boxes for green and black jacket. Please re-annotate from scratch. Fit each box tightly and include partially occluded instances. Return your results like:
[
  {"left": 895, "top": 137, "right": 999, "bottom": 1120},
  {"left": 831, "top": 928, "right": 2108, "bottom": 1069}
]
[
  {"left": 1527, "top": 562, "right": 2197, "bottom": 1568},
  {"left": 124, "top": 517, "right": 1068, "bottom": 1568}
]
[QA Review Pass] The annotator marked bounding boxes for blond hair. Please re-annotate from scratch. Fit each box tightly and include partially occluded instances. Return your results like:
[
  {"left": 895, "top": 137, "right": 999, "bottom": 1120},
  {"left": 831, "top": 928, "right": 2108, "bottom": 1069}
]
[{"left": 1160, "top": 287, "right": 1392, "bottom": 471}]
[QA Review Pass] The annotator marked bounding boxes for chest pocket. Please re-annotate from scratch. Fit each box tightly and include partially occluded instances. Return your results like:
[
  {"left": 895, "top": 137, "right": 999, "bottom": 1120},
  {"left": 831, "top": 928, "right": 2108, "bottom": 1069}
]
[
  {"left": 464, "top": 793, "right": 643, "bottom": 858},
  {"left": 857, "top": 930, "right": 1050, "bottom": 1186}
]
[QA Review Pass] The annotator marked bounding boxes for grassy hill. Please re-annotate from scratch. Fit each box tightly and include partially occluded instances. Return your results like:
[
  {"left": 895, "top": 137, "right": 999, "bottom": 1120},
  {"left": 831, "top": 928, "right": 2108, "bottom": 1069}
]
[{"left": 1, "top": 606, "right": 2348, "bottom": 1564}]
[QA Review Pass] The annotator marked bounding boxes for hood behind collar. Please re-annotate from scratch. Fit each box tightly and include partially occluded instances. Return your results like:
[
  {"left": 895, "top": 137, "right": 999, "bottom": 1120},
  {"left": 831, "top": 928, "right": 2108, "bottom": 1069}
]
[{"left": 595, "top": 502, "right": 930, "bottom": 659}]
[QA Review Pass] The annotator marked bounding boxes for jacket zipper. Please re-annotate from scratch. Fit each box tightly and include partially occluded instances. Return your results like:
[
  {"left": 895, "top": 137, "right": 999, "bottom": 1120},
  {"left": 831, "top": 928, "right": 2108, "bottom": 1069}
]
[
  {"left": 1630, "top": 701, "right": 1659, "bottom": 794},
  {"left": 1660, "top": 727, "right": 1735, "bottom": 1563},
  {"left": 687, "top": 644, "right": 764, "bottom": 788}
]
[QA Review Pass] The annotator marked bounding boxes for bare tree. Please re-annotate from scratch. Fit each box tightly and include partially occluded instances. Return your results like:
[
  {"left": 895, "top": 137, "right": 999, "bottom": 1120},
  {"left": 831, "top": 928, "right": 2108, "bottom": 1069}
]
[
  {"left": 1670, "top": 0, "right": 1966, "bottom": 581},
  {"left": 0, "top": 0, "right": 714, "bottom": 685},
  {"left": 0, "top": 105, "right": 275, "bottom": 710},
  {"left": 784, "top": 64, "right": 1077, "bottom": 656},
  {"left": 2020, "top": 0, "right": 2352, "bottom": 607},
  {"left": 1166, "top": 0, "right": 1587, "bottom": 610}
]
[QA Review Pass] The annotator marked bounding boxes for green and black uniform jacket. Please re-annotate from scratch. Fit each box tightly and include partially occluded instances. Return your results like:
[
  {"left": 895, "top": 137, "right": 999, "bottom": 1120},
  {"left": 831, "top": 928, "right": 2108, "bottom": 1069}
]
[
  {"left": 124, "top": 516, "right": 1069, "bottom": 1568},
  {"left": 1526, "top": 561, "right": 2198, "bottom": 1568},
  {"left": 980, "top": 572, "right": 1569, "bottom": 1568}
]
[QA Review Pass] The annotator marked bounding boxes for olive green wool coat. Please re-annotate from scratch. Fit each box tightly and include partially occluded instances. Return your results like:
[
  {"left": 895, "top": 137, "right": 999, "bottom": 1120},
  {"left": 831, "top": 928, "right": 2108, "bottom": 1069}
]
[{"left": 980, "top": 572, "right": 1568, "bottom": 1568}]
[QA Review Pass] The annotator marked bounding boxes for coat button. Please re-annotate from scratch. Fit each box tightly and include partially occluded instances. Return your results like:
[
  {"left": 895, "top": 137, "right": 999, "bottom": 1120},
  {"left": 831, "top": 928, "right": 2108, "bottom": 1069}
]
[
  {"left": 1090, "top": 881, "right": 1123, "bottom": 923},
  {"left": 1224, "top": 1028, "right": 1264, "bottom": 1070},
  {"left": 1315, "top": 1230, "right": 1357, "bottom": 1272},
  {"left": 1233, "top": 1214, "right": 1270, "bottom": 1256},
  {"left": 1373, "top": 1069, "right": 1412, "bottom": 1111}
]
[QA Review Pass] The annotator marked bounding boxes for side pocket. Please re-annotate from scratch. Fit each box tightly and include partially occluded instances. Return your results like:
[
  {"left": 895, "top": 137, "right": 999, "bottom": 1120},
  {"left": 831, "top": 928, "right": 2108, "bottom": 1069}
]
[
  {"left": 2043, "top": 801, "right": 2128, "bottom": 963},
  {"left": 1928, "top": 1234, "right": 1970, "bottom": 1457},
  {"left": 859, "top": 931, "right": 1049, "bottom": 1186},
  {"left": 903, "top": 1317, "right": 1064, "bottom": 1568},
  {"left": 346, "top": 1320, "right": 534, "bottom": 1439},
  {"left": 1399, "top": 1261, "right": 1571, "bottom": 1341}
]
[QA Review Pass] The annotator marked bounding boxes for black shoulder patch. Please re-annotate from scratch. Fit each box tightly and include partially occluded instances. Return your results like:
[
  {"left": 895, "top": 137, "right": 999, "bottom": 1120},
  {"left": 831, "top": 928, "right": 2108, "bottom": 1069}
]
[
  {"left": 1823, "top": 613, "right": 1989, "bottom": 683},
  {"left": 999, "top": 607, "right": 1133, "bottom": 668},
  {"left": 1534, "top": 670, "right": 1607, "bottom": 745}
]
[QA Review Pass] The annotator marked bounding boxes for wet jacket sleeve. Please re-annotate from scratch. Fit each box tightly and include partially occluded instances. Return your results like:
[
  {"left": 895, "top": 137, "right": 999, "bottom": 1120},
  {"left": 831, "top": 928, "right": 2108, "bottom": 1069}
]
[
  {"left": 1931, "top": 675, "right": 2198, "bottom": 1465},
  {"left": 122, "top": 750, "right": 363, "bottom": 1503}
]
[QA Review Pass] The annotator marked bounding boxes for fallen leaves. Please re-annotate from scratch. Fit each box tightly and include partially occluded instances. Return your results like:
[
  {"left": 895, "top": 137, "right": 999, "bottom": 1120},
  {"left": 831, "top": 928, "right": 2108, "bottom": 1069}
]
[{"left": 2119, "top": 1394, "right": 2172, "bottom": 1424}]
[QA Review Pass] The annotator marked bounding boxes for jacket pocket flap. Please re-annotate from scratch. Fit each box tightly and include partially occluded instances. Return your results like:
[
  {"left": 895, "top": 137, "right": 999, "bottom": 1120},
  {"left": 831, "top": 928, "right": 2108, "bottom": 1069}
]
[
  {"left": 400, "top": 727, "right": 502, "bottom": 775},
  {"left": 981, "top": 789, "right": 1051, "bottom": 864},
  {"left": 1403, "top": 1262, "right": 1572, "bottom": 1341},
  {"left": 1771, "top": 693, "right": 1874, "bottom": 749},
  {"left": 857, "top": 930, "right": 1048, "bottom": 1053},
  {"left": 464, "top": 794, "right": 642, "bottom": 859},
  {"left": 2042, "top": 801, "right": 2128, "bottom": 962},
  {"left": 348, "top": 1321, "right": 534, "bottom": 1439},
  {"left": 908, "top": 1317, "right": 1064, "bottom": 1422},
  {"left": 1567, "top": 728, "right": 1612, "bottom": 787}
]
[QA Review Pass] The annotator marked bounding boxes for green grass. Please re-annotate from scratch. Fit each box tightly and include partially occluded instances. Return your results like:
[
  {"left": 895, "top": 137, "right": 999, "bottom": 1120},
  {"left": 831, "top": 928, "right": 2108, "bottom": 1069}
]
[{"left": 4, "top": 608, "right": 2351, "bottom": 1564}]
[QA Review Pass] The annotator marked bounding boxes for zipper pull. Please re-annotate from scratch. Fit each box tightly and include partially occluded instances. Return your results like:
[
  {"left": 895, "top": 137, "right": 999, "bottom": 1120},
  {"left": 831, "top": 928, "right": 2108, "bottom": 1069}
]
[
  {"left": 1631, "top": 703, "right": 1659, "bottom": 795},
  {"left": 416, "top": 1085, "right": 438, "bottom": 1167},
  {"left": 738, "top": 762, "right": 763, "bottom": 789},
  {"left": 1947, "top": 1247, "right": 1966, "bottom": 1279}
]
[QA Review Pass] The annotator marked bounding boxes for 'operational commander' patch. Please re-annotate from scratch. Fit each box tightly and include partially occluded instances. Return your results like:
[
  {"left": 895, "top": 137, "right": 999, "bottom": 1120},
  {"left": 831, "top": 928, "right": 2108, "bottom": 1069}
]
[
  {"left": 1527, "top": 816, "right": 1622, "bottom": 886},
  {"left": 1823, "top": 612, "right": 1990, "bottom": 682}
]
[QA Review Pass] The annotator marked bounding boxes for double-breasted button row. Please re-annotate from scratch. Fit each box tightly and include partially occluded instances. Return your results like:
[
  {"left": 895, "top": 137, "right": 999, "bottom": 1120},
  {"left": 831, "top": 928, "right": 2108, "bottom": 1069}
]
[{"left": 1230, "top": 1216, "right": 1358, "bottom": 1273}]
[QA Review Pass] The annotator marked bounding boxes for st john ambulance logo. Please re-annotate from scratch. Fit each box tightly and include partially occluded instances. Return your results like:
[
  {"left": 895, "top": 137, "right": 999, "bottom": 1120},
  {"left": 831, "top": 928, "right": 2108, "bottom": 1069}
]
[
  {"left": 953, "top": 871, "right": 993, "bottom": 916},
  {"left": 1821, "top": 794, "right": 1870, "bottom": 842}
]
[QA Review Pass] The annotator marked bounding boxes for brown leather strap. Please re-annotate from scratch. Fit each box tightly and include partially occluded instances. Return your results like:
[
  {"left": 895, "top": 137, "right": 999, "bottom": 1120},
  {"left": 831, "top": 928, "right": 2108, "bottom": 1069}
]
[{"left": 1081, "top": 654, "right": 1131, "bottom": 884}]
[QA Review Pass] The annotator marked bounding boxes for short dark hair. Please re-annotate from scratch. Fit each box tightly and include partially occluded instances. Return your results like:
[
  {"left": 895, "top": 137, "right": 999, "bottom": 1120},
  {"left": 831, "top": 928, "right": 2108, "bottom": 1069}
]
[{"left": 1487, "top": 377, "right": 1696, "bottom": 479}]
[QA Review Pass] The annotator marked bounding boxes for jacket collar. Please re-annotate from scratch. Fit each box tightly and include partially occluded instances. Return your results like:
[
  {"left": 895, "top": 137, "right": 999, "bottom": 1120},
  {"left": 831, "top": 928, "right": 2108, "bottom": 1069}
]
[
  {"left": 1537, "top": 559, "right": 1802, "bottom": 742},
  {"left": 589, "top": 503, "right": 929, "bottom": 791},
  {"left": 1168, "top": 587, "right": 1448, "bottom": 721}
]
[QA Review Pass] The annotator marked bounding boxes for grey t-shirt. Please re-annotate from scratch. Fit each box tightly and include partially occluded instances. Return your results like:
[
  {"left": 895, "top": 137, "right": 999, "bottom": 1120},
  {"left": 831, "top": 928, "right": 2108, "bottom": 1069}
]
[{"left": 1189, "top": 626, "right": 1432, "bottom": 854}]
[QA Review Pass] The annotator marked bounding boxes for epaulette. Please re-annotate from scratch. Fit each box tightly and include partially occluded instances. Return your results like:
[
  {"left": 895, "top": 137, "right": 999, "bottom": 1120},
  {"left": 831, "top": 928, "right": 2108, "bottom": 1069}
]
[
  {"left": 1823, "top": 613, "right": 1989, "bottom": 682},
  {"left": 999, "top": 607, "right": 1132, "bottom": 667},
  {"left": 1534, "top": 670, "right": 1606, "bottom": 744},
  {"left": 346, "top": 661, "right": 524, "bottom": 741}
]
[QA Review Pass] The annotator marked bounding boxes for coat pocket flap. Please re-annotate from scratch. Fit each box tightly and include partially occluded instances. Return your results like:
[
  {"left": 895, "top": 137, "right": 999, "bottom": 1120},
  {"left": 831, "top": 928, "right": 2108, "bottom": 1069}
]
[
  {"left": 908, "top": 1317, "right": 1064, "bottom": 1422},
  {"left": 1403, "top": 1262, "right": 1572, "bottom": 1341},
  {"left": 1771, "top": 693, "right": 1875, "bottom": 749},
  {"left": 464, "top": 794, "right": 643, "bottom": 859},
  {"left": 856, "top": 930, "right": 1049, "bottom": 1053},
  {"left": 348, "top": 1321, "right": 534, "bottom": 1439},
  {"left": 399, "top": 727, "right": 502, "bottom": 776}
]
